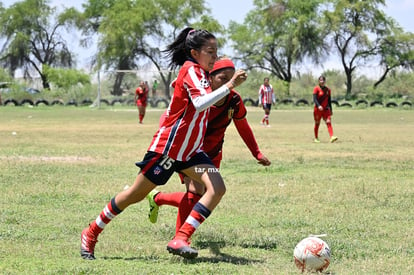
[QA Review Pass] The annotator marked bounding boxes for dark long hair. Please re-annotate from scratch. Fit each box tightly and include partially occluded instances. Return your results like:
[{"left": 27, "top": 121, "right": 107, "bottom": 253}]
[{"left": 163, "top": 27, "right": 216, "bottom": 69}]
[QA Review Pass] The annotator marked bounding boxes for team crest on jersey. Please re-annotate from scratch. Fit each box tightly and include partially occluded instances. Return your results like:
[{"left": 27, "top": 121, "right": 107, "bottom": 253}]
[
  {"left": 153, "top": 166, "right": 161, "bottom": 175},
  {"left": 200, "top": 76, "right": 210, "bottom": 88},
  {"left": 228, "top": 107, "right": 234, "bottom": 119}
]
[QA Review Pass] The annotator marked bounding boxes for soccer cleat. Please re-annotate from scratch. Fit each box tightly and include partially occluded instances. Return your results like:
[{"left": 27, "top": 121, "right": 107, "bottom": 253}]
[
  {"left": 147, "top": 189, "right": 160, "bottom": 223},
  {"left": 81, "top": 227, "right": 97, "bottom": 260},
  {"left": 314, "top": 138, "right": 320, "bottom": 143},
  {"left": 167, "top": 239, "right": 198, "bottom": 259},
  {"left": 330, "top": 136, "right": 338, "bottom": 143}
]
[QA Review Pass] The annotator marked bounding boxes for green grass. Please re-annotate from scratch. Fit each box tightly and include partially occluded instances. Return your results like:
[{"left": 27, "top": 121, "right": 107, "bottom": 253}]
[{"left": 1, "top": 105, "right": 413, "bottom": 274}]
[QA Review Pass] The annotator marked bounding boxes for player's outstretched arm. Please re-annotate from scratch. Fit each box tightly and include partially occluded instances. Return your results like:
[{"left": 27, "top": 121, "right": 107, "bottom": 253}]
[{"left": 234, "top": 118, "right": 271, "bottom": 166}]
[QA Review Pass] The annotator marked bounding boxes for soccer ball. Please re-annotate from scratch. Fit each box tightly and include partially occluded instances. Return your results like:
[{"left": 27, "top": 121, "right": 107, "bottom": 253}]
[{"left": 293, "top": 236, "right": 331, "bottom": 272}]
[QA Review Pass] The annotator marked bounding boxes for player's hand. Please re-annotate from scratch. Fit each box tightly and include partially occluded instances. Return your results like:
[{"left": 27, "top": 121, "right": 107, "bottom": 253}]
[
  {"left": 258, "top": 155, "right": 271, "bottom": 166},
  {"left": 229, "top": 69, "right": 248, "bottom": 88},
  {"left": 318, "top": 105, "right": 323, "bottom": 111}
]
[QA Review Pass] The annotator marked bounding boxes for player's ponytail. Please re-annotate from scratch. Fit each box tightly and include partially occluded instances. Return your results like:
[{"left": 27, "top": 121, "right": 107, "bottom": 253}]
[{"left": 164, "top": 27, "right": 216, "bottom": 69}]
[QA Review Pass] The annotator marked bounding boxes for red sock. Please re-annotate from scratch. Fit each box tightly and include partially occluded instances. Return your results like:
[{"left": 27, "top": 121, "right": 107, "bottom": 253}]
[
  {"left": 139, "top": 114, "right": 143, "bottom": 123},
  {"left": 261, "top": 117, "right": 265, "bottom": 123},
  {"left": 175, "top": 192, "right": 201, "bottom": 234},
  {"left": 327, "top": 123, "right": 333, "bottom": 137},
  {"left": 314, "top": 124, "right": 320, "bottom": 138},
  {"left": 89, "top": 198, "right": 122, "bottom": 237},
  {"left": 175, "top": 202, "right": 211, "bottom": 241},
  {"left": 155, "top": 192, "right": 185, "bottom": 207}
]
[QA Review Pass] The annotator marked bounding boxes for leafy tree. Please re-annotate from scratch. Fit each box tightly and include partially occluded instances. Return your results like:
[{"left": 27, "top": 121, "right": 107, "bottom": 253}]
[
  {"left": 0, "top": 0, "right": 76, "bottom": 89},
  {"left": 43, "top": 65, "right": 90, "bottom": 89},
  {"left": 374, "top": 27, "right": 414, "bottom": 88},
  {"left": 322, "top": 0, "right": 396, "bottom": 99},
  {"left": 76, "top": 0, "right": 224, "bottom": 97},
  {"left": 228, "top": 0, "right": 328, "bottom": 95}
]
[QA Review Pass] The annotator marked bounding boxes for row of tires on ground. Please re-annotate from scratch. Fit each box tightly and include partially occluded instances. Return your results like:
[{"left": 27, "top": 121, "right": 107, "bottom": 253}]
[
  {"left": 242, "top": 98, "right": 413, "bottom": 108},
  {"left": 1, "top": 97, "right": 170, "bottom": 108},
  {"left": 2, "top": 97, "right": 413, "bottom": 108}
]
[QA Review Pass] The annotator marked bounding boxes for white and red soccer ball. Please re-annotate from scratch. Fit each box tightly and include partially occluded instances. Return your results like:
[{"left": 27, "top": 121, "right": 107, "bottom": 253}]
[{"left": 293, "top": 236, "right": 331, "bottom": 272}]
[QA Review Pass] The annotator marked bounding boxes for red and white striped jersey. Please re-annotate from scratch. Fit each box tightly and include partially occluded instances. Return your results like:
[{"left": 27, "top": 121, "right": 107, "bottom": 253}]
[
  {"left": 258, "top": 84, "right": 275, "bottom": 105},
  {"left": 148, "top": 60, "right": 211, "bottom": 161}
]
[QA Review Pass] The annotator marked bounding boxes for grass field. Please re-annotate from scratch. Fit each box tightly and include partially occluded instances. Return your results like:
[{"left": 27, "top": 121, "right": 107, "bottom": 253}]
[{"left": 1, "top": 105, "right": 413, "bottom": 274}]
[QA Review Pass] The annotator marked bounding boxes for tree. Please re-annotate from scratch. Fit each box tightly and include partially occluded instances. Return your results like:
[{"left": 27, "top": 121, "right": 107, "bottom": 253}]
[
  {"left": 374, "top": 27, "right": 414, "bottom": 88},
  {"left": 323, "top": 0, "right": 395, "bottom": 99},
  {"left": 43, "top": 65, "right": 90, "bottom": 89},
  {"left": 0, "top": 0, "right": 76, "bottom": 89},
  {"left": 76, "top": 0, "right": 224, "bottom": 97},
  {"left": 228, "top": 0, "right": 328, "bottom": 95}
]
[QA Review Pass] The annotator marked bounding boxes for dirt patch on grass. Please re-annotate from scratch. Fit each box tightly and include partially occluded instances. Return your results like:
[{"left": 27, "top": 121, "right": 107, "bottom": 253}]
[{"left": 0, "top": 156, "right": 95, "bottom": 163}]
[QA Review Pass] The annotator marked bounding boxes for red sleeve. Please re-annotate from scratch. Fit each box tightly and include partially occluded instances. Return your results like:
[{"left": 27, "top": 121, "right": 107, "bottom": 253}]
[{"left": 233, "top": 118, "right": 263, "bottom": 160}]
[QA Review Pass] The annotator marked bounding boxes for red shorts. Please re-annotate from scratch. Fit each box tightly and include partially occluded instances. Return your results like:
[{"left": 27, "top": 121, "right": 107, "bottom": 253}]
[
  {"left": 136, "top": 100, "right": 147, "bottom": 107},
  {"left": 314, "top": 107, "right": 331, "bottom": 122}
]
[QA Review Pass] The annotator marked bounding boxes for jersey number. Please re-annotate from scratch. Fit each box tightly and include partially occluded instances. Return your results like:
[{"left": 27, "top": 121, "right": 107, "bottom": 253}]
[{"left": 159, "top": 155, "right": 175, "bottom": 170}]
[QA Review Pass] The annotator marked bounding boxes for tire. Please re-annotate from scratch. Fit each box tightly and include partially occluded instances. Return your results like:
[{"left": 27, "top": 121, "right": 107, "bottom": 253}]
[
  {"left": 385, "top": 102, "right": 398, "bottom": 108},
  {"left": 243, "top": 98, "right": 256, "bottom": 106},
  {"left": 295, "top": 99, "right": 309, "bottom": 106},
  {"left": 4, "top": 99, "right": 19, "bottom": 106},
  {"left": 80, "top": 99, "right": 93, "bottom": 106},
  {"left": 148, "top": 98, "right": 156, "bottom": 107},
  {"left": 370, "top": 100, "right": 383, "bottom": 107},
  {"left": 400, "top": 101, "right": 412, "bottom": 107},
  {"left": 51, "top": 99, "right": 64, "bottom": 106},
  {"left": 340, "top": 102, "right": 353, "bottom": 108},
  {"left": 100, "top": 99, "right": 110, "bottom": 105},
  {"left": 35, "top": 99, "right": 49, "bottom": 106},
  {"left": 155, "top": 98, "right": 169, "bottom": 108},
  {"left": 20, "top": 99, "right": 34, "bottom": 106},
  {"left": 66, "top": 100, "right": 78, "bottom": 106},
  {"left": 111, "top": 98, "right": 123, "bottom": 106},
  {"left": 356, "top": 99, "right": 368, "bottom": 106},
  {"left": 331, "top": 99, "right": 339, "bottom": 107},
  {"left": 280, "top": 98, "right": 294, "bottom": 105}
]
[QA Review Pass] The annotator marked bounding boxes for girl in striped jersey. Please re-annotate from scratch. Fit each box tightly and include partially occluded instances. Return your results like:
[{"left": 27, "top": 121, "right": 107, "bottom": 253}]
[
  {"left": 145, "top": 57, "right": 271, "bottom": 239},
  {"left": 258, "top": 77, "right": 276, "bottom": 126},
  {"left": 80, "top": 27, "right": 248, "bottom": 260}
]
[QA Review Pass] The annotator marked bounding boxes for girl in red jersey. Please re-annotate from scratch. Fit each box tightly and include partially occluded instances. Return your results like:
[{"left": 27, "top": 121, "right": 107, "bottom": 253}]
[
  {"left": 145, "top": 58, "right": 271, "bottom": 236},
  {"left": 80, "top": 27, "right": 248, "bottom": 260},
  {"left": 313, "top": 75, "right": 338, "bottom": 143},
  {"left": 135, "top": 81, "right": 148, "bottom": 123},
  {"left": 258, "top": 77, "right": 276, "bottom": 127}
]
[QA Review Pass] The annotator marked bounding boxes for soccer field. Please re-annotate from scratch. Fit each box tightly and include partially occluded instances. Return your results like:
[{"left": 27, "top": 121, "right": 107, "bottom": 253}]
[{"left": 0, "top": 106, "right": 413, "bottom": 274}]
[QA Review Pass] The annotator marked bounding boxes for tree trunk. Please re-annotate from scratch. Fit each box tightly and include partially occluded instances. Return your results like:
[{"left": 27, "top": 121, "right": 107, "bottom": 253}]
[{"left": 112, "top": 72, "right": 125, "bottom": 96}]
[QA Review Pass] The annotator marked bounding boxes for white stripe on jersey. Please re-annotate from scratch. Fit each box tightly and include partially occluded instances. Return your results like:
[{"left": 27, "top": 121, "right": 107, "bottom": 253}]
[
  {"left": 149, "top": 126, "right": 165, "bottom": 152},
  {"left": 188, "top": 66, "right": 208, "bottom": 96}
]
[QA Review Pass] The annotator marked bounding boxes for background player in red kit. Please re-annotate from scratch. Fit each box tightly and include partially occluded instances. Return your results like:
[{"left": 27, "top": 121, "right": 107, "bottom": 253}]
[
  {"left": 258, "top": 77, "right": 276, "bottom": 127},
  {"left": 80, "top": 28, "right": 248, "bottom": 260},
  {"left": 313, "top": 75, "right": 338, "bottom": 143},
  {"left": 135, "top": 81, "right": 148, "bottom": 123},
  {"left": 145, "top": 57, "right": 271, "bottom": 236}
]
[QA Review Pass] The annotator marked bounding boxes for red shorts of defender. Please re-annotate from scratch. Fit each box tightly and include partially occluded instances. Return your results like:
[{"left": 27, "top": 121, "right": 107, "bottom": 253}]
[{"left": 313, "top": 107, "right": 331, "bottom": 123}]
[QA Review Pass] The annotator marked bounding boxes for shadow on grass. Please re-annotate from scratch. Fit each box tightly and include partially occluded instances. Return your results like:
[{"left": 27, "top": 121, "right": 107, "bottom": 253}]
[
  {"left": 101, "top": 242, "right": 262, "bottom": 265},
  {"left": 187, "top": 241, "right": 263, "bottom": 265}
]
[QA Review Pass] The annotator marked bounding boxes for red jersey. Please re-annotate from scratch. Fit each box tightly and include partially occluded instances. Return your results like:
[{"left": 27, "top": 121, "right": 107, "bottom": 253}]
[
  {"left": 258, "top": 84, "right": 275, "bottom": 105},
  {"left": 135, "top": 87, "right": 147, "bottom": 107},
  {"left": 203, "top": 90, "right": 247, "bottom": 160},
  {"left": 148, "top": 60, "right": 211, "bottom": 161},
  {"left": 313, "top": 85, "right": 331, "bottom": 109}
]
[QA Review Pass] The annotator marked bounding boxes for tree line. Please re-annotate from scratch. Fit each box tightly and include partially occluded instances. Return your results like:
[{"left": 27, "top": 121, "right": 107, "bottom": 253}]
[{"left": 0, "top": 0, "right": 413, "bottom": 100}]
